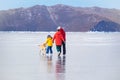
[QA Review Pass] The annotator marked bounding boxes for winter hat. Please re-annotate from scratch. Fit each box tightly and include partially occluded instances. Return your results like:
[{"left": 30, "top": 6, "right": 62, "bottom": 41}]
[
  {"left": 57, "top": 26, "right": 61, "bottom": 30},
  {"left": 47, "top": 35, "right": 51, "bottom": 38}
]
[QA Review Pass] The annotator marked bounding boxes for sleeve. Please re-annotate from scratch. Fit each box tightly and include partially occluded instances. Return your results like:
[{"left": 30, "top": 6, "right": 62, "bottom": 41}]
[
  {"left": 45, "top": 39, "right": 48, "bottom": 44},
  {"left": 52, "top": 33, "right": 56, "bottom": 43},
  {"left": 60, "top": 34, "right": 65, "bottom": 42}
]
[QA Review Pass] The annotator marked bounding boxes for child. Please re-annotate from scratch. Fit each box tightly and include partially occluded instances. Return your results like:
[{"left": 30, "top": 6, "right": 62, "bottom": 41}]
[{"left": 45, "top": 35, "right": 53, "bottom": 55}]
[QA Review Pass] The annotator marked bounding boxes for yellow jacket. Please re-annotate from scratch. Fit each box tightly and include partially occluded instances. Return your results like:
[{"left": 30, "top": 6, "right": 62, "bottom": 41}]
[{"left": 45, "top": 37, "right": 53, "bottom": 46}]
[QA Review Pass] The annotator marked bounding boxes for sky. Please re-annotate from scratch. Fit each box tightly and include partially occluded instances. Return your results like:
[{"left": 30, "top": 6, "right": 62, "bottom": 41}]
[{"left": 0, "top": 0, "right": 120, "bottom": 10}]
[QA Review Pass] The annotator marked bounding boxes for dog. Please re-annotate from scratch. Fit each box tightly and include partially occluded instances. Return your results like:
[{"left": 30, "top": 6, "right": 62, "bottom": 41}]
[{"left": 39, "top": 43, "right": 46, "bottom": 55}]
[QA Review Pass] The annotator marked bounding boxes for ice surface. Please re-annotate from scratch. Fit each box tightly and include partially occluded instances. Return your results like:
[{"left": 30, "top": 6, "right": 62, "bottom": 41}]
[{"left": 0, "top": 32, "right": 120, "bottom": 80}]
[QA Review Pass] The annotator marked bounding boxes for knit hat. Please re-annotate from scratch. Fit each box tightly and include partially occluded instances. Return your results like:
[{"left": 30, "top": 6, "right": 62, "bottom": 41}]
[
  {"left": 57, "top": 26, "right": 61, "bottom": 30},
  {"left": 47, "top": 35, "right": 51, "bottom": 38}
]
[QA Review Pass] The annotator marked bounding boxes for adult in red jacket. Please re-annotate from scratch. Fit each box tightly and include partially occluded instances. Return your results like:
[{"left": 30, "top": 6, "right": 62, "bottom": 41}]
[
  {"left": 53, "top": 29, "right": 64, "bottom": 56},
  {"left": 57, "top": 26, "right": 66, "bottom": 55}
]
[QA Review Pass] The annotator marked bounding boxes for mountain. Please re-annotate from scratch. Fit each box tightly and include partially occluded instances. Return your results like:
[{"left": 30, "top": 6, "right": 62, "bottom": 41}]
[
  {"left": 91, "top": 20, "right": 120, "bottom": 32},
  {"left": 0, "top": 4, "right": 120, "bottom": 32}
]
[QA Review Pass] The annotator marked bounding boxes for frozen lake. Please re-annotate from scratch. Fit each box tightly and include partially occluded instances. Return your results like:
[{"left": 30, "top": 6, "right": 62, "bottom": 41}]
[{"left": 0, "top": 32, "right": 120, "bottom": 80}]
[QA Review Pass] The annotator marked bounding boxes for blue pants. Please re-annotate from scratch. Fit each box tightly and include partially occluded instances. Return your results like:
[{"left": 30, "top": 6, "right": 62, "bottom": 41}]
[{"left": 46, "top": 46, "right": 53, "bottom": 54}]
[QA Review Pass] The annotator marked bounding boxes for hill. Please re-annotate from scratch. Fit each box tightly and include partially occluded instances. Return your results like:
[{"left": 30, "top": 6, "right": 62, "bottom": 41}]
[{"left": 0, "top": 4, "right": 120, "bottom": 31}]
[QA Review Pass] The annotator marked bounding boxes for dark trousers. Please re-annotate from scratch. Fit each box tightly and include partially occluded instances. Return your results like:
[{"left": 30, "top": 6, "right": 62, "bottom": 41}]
[
  {"left": 56, "top": 45, "right": 61, "bottom": 53},
  {"left": 62, "top": 41, "right": 66, "bottom": 55},
  {"left": 46, "top": 46, "right": 53, "bottom": 54}
]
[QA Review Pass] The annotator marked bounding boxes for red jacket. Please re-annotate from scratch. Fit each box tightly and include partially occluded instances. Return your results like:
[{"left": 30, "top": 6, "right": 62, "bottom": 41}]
[
  {"left": 53, "top": 31, "right": 64, "bottom": 45},
  {"left": 59, "top": 28, "right": 66, "bottom": 41}
]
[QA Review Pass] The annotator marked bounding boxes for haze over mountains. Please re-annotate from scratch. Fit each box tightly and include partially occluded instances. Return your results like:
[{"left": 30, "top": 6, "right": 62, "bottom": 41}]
[{"left": 0, "top": 4, "right": 120, "bottom": 32}]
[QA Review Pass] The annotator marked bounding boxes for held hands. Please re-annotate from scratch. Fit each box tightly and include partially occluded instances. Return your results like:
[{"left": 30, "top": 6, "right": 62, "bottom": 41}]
[{"left": 52, "top": 41, "right": 54, "bottom": 43}]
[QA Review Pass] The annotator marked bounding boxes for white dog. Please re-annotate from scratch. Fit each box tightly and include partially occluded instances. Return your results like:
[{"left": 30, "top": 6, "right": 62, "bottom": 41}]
[{"left": 39, "top": 43, "right": 46, "bottom": 55}]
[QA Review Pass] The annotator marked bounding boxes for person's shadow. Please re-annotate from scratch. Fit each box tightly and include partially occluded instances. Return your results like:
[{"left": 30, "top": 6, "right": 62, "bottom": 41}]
[{"left": 55, "top": 56, "right": 66, "bottom": 80}]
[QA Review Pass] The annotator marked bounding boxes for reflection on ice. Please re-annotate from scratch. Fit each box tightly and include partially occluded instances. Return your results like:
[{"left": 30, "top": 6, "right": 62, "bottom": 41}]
[
  {"left": 55, "top": 56, "right": 66, "bottom": 73},
  {"left": 55, "top": 56, "right": 66, "bottom": 80},
  {"left": 46, "top": 55, "right": 53, "bottom": 73},
  {"left": 39, "top": 54, "right": 66, "bottom": 80}
]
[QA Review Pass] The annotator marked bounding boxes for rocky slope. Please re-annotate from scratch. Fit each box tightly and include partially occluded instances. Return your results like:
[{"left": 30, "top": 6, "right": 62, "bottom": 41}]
[{"left": 0, "top": 4, "right": 120, "bottom": 31}]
